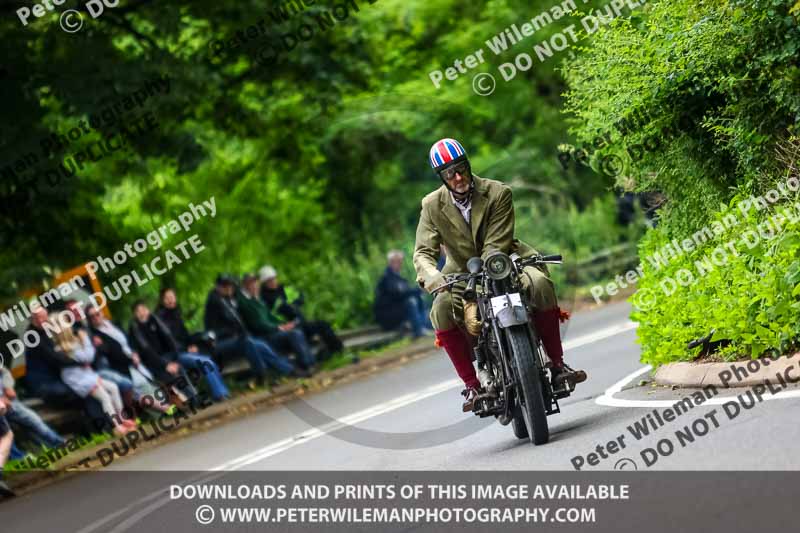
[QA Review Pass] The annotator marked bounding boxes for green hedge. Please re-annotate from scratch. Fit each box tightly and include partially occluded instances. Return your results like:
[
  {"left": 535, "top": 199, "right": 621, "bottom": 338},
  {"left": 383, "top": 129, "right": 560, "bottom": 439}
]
[
  {"left": 562, "top": 0, "right": 800, "bottom": 363},
  {"left": 633, "top": 176, "right": 800, "bottom": 365}
]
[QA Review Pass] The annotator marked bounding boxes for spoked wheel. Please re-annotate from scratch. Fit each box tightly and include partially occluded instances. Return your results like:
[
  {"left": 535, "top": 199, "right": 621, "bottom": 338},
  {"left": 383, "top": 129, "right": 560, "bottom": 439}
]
[{"left": 507, "top": 325, "right": 549, "bottom": 445}]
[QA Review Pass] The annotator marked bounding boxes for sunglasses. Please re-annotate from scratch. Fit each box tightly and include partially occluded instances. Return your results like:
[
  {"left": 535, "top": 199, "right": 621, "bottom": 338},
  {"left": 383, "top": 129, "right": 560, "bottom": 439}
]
[{"left": 439, "top": 161, "right": 471, "bottom": 181}]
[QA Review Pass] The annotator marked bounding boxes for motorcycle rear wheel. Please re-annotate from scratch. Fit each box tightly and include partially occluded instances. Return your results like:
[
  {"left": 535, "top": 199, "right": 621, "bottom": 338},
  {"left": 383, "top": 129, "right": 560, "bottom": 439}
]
[{"left": 507, "top": 325, "right": 549, "bottom": 445}]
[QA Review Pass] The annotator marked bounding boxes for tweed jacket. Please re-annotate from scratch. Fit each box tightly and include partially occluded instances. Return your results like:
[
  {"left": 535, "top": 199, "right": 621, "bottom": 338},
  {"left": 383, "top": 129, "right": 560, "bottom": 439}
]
[{"left": 413, "top": 175, "right": 537, "bottom": 292}]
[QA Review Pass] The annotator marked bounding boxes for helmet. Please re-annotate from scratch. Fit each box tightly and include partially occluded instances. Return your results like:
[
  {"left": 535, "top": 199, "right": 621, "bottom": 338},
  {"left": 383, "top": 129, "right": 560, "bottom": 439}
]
[
  {"left": 428, "top": 138, "right": 473, "bottom": 194},
  {"left": 429, "top": 138, "right": 468, "bottom": 172}
]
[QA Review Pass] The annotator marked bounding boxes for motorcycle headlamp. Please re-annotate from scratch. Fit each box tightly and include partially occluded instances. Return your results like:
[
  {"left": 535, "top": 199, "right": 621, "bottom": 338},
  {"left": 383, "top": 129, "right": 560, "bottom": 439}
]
[{"left": 485, "top": 252, "right": 512, "bottom": 280}]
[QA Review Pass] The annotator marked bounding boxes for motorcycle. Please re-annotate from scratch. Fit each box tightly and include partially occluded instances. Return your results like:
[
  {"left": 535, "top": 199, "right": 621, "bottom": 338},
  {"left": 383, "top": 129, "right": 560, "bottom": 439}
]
[{"left": 440, "top": 251, "right": 574, "bottom": 445}]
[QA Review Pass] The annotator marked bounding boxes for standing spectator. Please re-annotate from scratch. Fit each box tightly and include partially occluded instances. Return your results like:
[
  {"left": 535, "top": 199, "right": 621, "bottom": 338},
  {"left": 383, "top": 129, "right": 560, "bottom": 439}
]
[
  {"left": 374, "top": 250, "right": 433, "bottom": 338},
  {"left": 204, "top": 274, "right": 309, "bottom": 384},
  {"left": 0, "top": 409, "right": 15, "bottom": 498},
  {"left": 259, "top": 266, "right": 344, "bottom": 358},
  {"left": 238, "top": 274, "right": 315, "bottom": 371},
  {"left": 23, "top": 307, "right": 106, "bottom": 428},
  {"left": 129, "top": 300, "right": 230, "bottom": 402},
  {"left": 1, "top": 366, "right": 65, "bottom": 452},
  {"left": 52, "top": 315, "right": 134, "bottom": 437}
]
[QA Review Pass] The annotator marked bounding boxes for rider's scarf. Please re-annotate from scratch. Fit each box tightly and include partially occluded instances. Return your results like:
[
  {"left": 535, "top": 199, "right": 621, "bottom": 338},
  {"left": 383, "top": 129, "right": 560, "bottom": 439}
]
[{"left": 450, "top": 190, "right": 473, "bottom": 224}]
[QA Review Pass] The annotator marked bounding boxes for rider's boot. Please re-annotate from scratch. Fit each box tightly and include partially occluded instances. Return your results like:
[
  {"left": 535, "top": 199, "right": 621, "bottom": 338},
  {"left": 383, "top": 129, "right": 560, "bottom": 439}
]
[
  {"left": 532, "top": 308, "right": 587, "bottom": 387},
  {"left": 435, "top": 328, "right": 480, "bottom": 412}
]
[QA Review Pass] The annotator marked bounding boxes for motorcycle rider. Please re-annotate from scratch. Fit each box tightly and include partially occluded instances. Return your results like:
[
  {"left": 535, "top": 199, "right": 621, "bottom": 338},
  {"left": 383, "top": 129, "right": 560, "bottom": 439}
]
[{"left": 413, "top": 138, "right": 587, "bottom": 412}]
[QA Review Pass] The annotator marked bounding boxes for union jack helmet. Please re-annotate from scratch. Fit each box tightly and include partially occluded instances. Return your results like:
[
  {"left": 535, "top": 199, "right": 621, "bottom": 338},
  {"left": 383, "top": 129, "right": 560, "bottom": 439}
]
[{"left": 428, "top": 138, "right": 468, "bottom": 172}]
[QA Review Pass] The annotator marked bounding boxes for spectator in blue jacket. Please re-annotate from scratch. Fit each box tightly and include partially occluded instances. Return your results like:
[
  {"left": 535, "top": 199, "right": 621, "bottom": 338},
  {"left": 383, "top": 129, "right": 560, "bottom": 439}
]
[{"left": 373, "top": 250, "right": 432, "bottom": 338}]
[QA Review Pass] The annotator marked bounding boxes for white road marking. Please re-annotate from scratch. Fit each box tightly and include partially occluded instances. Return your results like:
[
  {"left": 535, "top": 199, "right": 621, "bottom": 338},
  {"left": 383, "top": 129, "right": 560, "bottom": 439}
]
[
  {"left": 76, "top": 319, "right": 640, "bottom": 533},
  {"left": 597, "top": 364, "right": 800, "bottom": 407},
  {"left": 212, "top": 320, "right": 639, "bottom": 470},
  {"left": 562, "top": 320, "right": 637, "bottom": 352},
  {"left": 210, "top": 378, "right": 462, "bottom": 470}
]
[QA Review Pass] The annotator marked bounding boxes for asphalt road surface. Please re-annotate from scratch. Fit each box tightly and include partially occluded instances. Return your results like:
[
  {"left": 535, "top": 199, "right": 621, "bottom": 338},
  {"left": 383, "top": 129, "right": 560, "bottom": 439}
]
[{"left": 4, "top": 301, "right": 800, "bottom": 532}]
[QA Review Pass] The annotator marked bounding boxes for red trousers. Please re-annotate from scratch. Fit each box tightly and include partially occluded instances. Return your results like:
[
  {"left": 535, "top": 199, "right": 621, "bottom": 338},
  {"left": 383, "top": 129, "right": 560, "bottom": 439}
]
[{"left": 436, "top": 308, "right": 564, "bottom": 388}]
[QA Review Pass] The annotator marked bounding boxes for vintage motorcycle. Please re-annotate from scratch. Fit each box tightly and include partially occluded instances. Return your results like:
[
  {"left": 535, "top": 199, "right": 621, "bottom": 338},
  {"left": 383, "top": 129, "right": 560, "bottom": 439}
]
[{"left": 440, "top": 251, "right": 574, "bottom": 445}]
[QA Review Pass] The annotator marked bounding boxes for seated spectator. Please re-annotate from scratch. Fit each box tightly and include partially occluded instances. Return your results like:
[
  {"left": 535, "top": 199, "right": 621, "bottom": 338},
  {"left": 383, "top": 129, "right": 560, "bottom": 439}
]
[
  {"left": 129, "top": 300, "right": 230, "bottom": 402},
  {"left": 51, "top": 314, "right": 134, "bottom": 437},
  {"left": 23, "top": 307, "right": 107, "bottom": 430},
  {"left": 1, "top": 366, "right": 65, "bottom": 453},
  {"left": 259, "top": 266, "right": 344, "bottom": 359},
  {"left": 63, "top": 301, "right": 139, "bottom": 414},
  {"left": 204, "top": 274, "right": 309, "bottom": 384},
  {"left": 83, "top": 305, "right": 173, "bottom": 414},
  {"left": 0, "top": 409, "right": 15, "bottom": 498},
  {"left": 156, "top": 288, "right": 216, "bottom": 358},
  {"left": 156, "top": 288, "right": 191, "bottom": 349},
  {"left": 373, "top": 250, "right": 433, "bottom": 338},
  {"left": 238, "top": 273, "right": 315, "bottom": 371}
]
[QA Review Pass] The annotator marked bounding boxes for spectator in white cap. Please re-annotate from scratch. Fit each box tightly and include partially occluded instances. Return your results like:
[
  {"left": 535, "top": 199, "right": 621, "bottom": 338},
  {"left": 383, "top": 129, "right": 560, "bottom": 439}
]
[{"left": 259, "top": 265, "right": 345, "bottom": 360}]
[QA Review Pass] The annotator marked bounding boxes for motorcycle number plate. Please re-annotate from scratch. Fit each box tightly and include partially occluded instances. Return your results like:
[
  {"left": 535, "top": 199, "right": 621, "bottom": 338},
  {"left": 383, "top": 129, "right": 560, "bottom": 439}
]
[{"left": 490, "top": 293, "right": 522, "bottom": 316}]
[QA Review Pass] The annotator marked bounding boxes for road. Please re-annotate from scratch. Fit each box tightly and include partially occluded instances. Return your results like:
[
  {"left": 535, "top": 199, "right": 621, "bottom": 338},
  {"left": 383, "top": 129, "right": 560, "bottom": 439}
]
[{"left": 4, "top": 301, "right": 800, "bottom": 531}]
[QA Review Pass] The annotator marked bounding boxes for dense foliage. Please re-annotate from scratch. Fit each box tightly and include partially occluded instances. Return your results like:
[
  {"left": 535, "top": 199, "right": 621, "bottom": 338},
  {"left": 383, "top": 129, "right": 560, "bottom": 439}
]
[
  {"left": 1, "top": 0, "right": 631, "bottom": 328},
  {"left": 563, "top": 0, "right": 800, "bottom": 363}
]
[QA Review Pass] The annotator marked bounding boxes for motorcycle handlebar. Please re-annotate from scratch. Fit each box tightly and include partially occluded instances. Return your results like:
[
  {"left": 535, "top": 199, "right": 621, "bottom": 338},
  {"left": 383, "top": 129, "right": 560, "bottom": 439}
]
[
  {"left": 438, "top": 252, "right": 564, "bottom": 291},
  {"left": 540, "top": 254, "right": 562, "bottom": 262},
  {"left": 464, "top": 276, "right": 478, "bottom": 300},
  {"left": 517, "top": 254, "right": 563, "bottom": 267}
]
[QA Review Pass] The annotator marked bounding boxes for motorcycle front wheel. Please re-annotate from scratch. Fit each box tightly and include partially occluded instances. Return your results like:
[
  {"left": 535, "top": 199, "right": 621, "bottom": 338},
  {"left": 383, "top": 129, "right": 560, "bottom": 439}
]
[
  {"left": 507, "top": 325, "right": 549, "bottom": 445},
  {"left": 511, "top": 401, "right": 529, "bottom": 439}
]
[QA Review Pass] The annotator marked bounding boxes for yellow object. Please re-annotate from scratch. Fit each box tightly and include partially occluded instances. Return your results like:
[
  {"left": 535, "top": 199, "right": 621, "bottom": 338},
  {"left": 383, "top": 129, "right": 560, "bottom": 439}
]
[{"left": 464, "top": 300, "right": 482, "bottom": 336}]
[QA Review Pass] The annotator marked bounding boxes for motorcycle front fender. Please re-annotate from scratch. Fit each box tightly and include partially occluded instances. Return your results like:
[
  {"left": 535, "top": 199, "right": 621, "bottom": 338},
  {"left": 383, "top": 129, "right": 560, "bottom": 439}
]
[{"left": 495, "top": 305, "right": 528, "bottom": 328}]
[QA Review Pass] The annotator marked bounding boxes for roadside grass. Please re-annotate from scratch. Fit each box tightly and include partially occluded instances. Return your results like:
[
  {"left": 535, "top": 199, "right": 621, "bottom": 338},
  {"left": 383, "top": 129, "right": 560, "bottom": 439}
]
[{"left": 4, "top": 432, "right": 108, "bottom": 473}]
